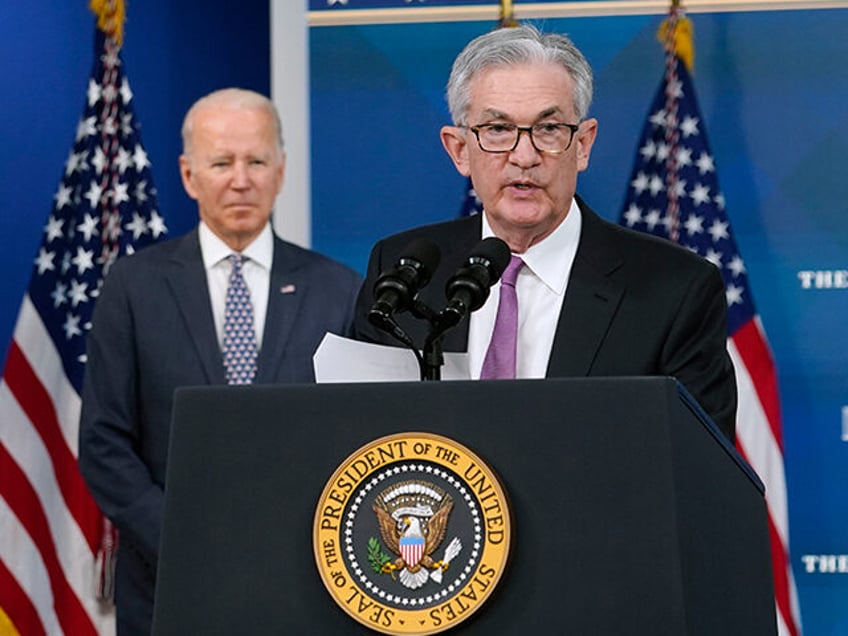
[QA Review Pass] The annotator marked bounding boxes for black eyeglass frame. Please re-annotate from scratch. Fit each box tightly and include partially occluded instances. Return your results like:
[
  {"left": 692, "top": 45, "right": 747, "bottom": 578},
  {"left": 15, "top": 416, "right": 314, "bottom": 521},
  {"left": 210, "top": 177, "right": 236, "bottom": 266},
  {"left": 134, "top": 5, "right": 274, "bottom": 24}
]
[{"left": 468, "top": 122, "right": 581, "bottom": 155}]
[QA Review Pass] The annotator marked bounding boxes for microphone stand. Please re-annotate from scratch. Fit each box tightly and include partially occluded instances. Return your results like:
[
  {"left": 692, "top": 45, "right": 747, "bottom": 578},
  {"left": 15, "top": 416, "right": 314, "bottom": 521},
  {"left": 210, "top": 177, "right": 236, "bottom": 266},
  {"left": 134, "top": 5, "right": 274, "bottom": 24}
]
[
  {"left": 412, "top": 300, "right": 444, "bottom": 381},
  {"left": 371, "top": 298, "right": 454, "bottom": 381},
  {"left": 368, "top": 309, "right": 427, "bottom": 377}
]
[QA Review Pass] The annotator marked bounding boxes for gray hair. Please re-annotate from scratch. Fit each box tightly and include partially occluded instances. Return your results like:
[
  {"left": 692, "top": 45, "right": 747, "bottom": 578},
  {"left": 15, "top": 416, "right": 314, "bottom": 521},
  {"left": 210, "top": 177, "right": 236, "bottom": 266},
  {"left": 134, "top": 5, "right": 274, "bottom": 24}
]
[
  {"left": 181, "top": 88, "right": 285, "bottom": 157},
  {"left": 446, "top": 24, "right": 594, "bottom": 126}
]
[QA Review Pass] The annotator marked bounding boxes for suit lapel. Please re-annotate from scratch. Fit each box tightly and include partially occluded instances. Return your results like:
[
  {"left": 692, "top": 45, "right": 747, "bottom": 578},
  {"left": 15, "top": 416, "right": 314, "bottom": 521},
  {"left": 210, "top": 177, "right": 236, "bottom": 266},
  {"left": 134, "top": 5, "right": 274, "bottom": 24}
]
[
  {"left": 547, "top": 200, "right": 626, "bottom": 377},
  {"left": 255, "top": 237, "right": 303, "bottom": 383},
  {"left": 165, "top": 230, "right": 227, "bottom": 384}
]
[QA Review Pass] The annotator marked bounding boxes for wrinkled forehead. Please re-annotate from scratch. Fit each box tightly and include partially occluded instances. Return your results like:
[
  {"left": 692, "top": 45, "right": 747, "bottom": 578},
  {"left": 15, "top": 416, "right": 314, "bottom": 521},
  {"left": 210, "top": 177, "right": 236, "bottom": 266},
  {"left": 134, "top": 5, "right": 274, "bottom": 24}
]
[
  {"left": 186, "top": 105, "right": 282, "bottom": 158},
  {"left": 467, "top": 62, "right": 578, "bottom": 122},
  {"left": 184, "top": 101, "right": 283, "bottom": 155}
]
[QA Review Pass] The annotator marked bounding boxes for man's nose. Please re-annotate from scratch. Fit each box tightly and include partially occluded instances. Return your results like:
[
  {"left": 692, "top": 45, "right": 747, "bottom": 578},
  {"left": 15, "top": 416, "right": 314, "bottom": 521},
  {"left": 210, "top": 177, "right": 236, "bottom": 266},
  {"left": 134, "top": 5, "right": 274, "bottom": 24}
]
[
  {"left": 509, "top": 129, "right": 542, "bottom": 166},
  {"left": 230, "top": 162, "right": 250, "bottom": 187}
]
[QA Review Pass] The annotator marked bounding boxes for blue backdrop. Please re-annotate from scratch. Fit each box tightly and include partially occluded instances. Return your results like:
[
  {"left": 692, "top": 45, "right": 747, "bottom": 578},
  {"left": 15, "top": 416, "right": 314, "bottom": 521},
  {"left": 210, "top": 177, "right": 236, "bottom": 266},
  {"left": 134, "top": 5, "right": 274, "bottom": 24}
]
[
  {"left": 309, "top": 10, "right": 848, "bottom": 636},
  {"left": 2, "top": 3, "right": 847, "bottom": 634}
]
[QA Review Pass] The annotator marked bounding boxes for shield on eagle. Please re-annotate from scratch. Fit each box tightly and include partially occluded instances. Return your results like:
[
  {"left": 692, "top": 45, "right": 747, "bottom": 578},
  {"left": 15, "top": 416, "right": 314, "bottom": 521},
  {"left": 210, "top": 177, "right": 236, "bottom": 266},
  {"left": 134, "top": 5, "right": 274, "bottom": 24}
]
[{"left": 400, "top": 534, "right": 425, "bottom": 568}]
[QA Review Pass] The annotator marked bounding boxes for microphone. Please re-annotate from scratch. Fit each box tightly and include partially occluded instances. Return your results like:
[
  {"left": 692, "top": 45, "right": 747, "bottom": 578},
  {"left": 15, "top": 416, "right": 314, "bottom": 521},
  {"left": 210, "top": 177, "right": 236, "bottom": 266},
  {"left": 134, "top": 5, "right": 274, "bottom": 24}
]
[
  {"left": 438, "top": 237, "right": 511, "bottom": 329},
  {"left": 368, "top": 238, "right": 441, "bottom": 329}
]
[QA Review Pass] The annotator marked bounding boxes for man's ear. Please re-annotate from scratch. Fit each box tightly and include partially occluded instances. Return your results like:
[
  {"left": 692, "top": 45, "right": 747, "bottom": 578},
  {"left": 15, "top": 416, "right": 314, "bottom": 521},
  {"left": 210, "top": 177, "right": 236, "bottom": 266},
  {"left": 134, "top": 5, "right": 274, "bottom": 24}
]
[
  {"left": 575, "top": 118, "right": 598, "bottom": 173},
  {"left": 440, "top": 126, "right": 471, "bottom": 177},
  {"left": 179, "top": 154, "right": 198, "bottom": 200}
]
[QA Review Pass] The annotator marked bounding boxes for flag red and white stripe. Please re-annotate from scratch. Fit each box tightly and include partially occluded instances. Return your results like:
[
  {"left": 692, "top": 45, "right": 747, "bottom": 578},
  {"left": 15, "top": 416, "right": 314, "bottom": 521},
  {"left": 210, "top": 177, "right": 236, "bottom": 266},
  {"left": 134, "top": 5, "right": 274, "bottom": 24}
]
[
  {"left": 0, "top": 4, "right": 166, "bottom": 633},
  {"left": 1, "top": 301, "right": 109, "bottom": 635},
  {"left": 731, "top": 319, "right": 801, "bottom": 636},
  {"left": 618, "top": 6, "right": 801, "bottom": 634}
]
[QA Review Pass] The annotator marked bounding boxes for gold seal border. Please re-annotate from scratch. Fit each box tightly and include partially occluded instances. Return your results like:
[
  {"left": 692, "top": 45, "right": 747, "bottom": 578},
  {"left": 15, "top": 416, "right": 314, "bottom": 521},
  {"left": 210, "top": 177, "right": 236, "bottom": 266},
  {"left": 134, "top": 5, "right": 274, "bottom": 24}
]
[{"left": 313, "top": 431, "right": 512, "bottom": 636}]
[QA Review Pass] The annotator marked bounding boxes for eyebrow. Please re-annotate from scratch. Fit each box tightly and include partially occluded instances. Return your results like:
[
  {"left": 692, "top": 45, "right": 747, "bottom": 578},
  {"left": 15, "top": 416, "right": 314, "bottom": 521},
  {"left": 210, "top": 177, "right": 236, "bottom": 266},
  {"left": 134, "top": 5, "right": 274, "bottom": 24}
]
[
  {"left": 207, "top": 152, "right": 273, "bottom": 163},
  {"left": 480, "top": 106, "right": 565, "bottom": 122}
]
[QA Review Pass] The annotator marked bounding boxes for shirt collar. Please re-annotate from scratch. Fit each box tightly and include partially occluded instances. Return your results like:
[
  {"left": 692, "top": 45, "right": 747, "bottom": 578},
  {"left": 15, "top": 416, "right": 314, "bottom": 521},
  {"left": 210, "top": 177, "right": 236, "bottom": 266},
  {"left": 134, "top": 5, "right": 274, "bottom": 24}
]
[
  {"left": 482, "top": 198, "right": 581, "bottom": 295},
  {"left": 199, "top": 221, "right": 274, "bottom": 271}
]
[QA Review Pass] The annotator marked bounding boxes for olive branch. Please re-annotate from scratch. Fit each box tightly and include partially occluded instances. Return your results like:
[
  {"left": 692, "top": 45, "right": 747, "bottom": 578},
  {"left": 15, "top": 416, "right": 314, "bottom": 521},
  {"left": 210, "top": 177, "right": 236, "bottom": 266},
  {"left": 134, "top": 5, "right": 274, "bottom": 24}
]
[{"left": 367, "top": 537, "right": 393, "bottom": 574}]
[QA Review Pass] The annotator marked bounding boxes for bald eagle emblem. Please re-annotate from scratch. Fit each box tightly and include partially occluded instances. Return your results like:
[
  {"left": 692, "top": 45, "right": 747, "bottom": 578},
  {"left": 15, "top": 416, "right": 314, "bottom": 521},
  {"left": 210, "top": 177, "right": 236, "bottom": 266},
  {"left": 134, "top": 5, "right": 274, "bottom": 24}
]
[{"left": 369, "top": 480, "right": 463, "bottom": 590}]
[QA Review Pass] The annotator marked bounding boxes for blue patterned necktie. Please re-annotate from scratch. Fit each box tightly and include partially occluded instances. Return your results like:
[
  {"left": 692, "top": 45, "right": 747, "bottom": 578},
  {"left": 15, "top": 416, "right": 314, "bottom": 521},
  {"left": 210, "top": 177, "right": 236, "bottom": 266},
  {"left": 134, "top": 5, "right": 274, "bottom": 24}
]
[
  {"left": 223, "top": 254, "right": 258, "bottom": 385},
  {"left": 480, "top": 255, "right": 524, "bottom": 379}
]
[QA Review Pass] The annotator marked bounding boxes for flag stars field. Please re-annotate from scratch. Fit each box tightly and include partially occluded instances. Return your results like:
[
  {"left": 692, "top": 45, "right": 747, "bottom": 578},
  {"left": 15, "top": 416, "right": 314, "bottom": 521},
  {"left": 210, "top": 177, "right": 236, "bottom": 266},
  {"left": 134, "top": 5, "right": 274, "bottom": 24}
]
[
  {"left": 77, "top": 214, "right": 99, "bottom": 241},
  {"left": 34, "top": 248, "right": 55, "bottom": 275},
  {"left": 683, "top": 213, "right": 704, "bottom": 236}
]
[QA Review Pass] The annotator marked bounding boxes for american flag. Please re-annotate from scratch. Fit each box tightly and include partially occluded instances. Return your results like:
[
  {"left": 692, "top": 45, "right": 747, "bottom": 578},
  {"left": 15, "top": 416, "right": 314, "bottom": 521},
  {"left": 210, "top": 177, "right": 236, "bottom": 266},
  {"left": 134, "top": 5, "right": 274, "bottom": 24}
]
[
  {"left": 459, "top": 178, "right": 482, "bottom": 217},
  {"left": 619, "top": 11, "right": 801, "bottom": 636},
  {"left": 0, "top": 13, "right": 166, "bottom": 636}
]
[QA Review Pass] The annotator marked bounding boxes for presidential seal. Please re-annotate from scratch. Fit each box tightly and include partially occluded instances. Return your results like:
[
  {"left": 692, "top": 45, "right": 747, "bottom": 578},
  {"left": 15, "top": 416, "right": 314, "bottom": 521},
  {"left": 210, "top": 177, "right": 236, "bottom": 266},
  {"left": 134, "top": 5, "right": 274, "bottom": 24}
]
[{"left": 313, "top": 432, "right": 511, "bottom": 635}]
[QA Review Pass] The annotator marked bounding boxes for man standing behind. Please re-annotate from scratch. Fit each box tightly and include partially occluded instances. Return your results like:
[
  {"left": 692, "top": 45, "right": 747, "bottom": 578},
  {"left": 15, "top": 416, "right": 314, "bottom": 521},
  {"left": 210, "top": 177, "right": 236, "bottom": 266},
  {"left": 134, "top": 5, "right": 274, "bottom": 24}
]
[
  {"left": 79, "top": 88, "right": 361, "bottom": 634},
  {"left": 353, "top": 25, "right": 736, "bottom": 440}
]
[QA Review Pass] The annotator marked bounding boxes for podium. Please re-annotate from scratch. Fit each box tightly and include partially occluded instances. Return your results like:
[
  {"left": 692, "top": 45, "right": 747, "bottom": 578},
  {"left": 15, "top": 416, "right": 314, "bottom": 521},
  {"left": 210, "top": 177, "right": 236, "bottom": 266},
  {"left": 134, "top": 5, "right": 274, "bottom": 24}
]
[{"left": 153, "top": 377, "right": 776, "bottom": 635}]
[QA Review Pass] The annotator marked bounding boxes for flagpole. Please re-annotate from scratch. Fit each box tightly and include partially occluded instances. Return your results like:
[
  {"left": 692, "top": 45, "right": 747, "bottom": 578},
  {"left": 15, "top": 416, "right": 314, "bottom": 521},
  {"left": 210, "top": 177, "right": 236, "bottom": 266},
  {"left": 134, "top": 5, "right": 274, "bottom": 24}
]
[
  {"left": 90, "top": 0, "right": 125, "bottom": 45},
  {"left": 661, "top": 1, "right": 683, "bottom": 242},
  {"left": 499, "top": 0, "right": 519, "bottom": 27}
]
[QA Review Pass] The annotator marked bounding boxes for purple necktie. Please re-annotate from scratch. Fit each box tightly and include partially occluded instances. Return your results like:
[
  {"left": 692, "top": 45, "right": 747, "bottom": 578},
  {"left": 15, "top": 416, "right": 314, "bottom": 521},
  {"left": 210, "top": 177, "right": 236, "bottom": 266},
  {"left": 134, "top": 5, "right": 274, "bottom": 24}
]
[
  {"left": 223, "top": 254, "right": 258, "bottom": 385},
  {"left": 480, "top": 255, "right": 523, "bottom": 379}
]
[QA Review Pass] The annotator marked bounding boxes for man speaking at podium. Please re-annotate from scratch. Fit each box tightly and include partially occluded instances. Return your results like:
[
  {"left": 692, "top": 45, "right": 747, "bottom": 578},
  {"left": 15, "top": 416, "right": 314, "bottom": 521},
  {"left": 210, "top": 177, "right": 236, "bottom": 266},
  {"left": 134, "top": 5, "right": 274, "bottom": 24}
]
[{"left": 353, "top": 25, "right": 736, "bottom": 442}]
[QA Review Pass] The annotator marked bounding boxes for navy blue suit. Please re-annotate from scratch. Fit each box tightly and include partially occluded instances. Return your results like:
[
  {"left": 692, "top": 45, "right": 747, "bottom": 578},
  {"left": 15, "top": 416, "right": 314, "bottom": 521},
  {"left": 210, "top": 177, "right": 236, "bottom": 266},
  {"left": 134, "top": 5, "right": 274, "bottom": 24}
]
[
  {"left": 353, "top": 197, "right": 736, "bottom": 441},
  {"left": 79, "top": 228, "right": 361, "bottom": 635}
]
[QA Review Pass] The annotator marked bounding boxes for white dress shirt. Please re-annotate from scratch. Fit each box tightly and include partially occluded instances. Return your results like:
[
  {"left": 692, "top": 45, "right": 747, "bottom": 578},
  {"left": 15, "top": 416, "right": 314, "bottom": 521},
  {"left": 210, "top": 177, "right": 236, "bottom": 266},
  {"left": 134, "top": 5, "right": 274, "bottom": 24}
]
[
  {"left": 467, "top": 199, "right": 582, "bottom": 379},
  {"left": 199, "top": 221, "right": 273, "bottom": 351}
]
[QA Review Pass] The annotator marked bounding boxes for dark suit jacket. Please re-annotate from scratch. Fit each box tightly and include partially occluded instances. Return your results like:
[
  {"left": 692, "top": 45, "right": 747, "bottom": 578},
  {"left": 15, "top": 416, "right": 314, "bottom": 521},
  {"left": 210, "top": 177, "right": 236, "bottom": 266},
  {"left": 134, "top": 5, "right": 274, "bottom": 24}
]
[
  {"left": 353, "top": 196, "right": 736, "bottom": 441},
  {"left": 78, "top": 228, "right": 361, "bottom": 635}
]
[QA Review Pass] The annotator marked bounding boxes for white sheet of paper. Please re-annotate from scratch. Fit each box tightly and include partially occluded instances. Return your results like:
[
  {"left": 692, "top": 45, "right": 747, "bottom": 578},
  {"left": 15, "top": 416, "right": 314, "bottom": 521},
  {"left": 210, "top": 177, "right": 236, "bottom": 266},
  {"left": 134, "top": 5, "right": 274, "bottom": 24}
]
[{"left": 313, "top": 333, "right": 471, "bottom": 383}]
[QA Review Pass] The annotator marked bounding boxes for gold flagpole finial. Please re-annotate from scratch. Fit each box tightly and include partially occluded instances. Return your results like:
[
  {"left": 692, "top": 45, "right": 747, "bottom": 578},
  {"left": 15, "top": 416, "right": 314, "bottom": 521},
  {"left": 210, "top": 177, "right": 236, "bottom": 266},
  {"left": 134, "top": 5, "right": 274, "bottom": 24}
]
[
  {"left": 499, "top": 0, "right": 519, "bottom": 28},
  {"left": 658, "top": 0, "right": 694, "bottom": 72},
  {"left": 89, "top": 0, "right": 126, "bottom": 45}
]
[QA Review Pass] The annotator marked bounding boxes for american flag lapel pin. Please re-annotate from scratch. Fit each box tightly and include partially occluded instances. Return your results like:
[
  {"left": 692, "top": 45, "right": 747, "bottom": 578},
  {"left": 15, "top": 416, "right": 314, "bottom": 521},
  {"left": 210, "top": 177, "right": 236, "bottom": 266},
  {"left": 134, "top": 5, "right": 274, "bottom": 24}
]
[{"left": 280, "top": 283, "right": 296, "bottom": 294}]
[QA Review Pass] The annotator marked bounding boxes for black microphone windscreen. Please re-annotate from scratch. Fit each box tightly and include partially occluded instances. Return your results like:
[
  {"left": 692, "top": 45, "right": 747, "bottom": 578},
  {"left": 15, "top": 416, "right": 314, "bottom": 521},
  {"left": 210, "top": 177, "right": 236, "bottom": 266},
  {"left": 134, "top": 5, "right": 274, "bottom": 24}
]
[
  {"left": 399, "top": 238, "right": 441, "bottom": 278},
  {"left": 470, "top": 237, "right": 511, "bottom": 281}
]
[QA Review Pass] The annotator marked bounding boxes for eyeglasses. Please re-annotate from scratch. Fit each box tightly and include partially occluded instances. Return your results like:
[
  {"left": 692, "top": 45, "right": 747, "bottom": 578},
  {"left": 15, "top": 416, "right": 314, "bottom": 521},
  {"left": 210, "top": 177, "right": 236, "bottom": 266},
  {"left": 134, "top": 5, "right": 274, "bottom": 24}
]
[{"left": 468, "top": 122, "right": 580, "bottom": 154}]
